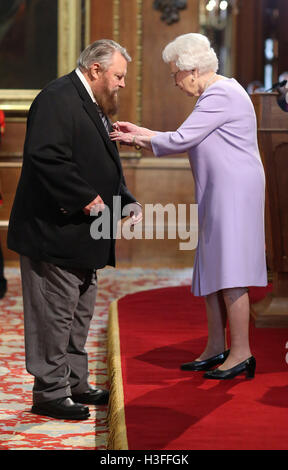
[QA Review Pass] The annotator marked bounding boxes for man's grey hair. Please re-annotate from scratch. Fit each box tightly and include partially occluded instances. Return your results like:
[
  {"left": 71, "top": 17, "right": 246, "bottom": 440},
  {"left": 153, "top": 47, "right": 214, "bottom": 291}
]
[
  {"left": 77, "top": 39, "right": 131, "bottom": 70},
  {"left": 162, "top": 33, "right": 218, "bottom": 75}
]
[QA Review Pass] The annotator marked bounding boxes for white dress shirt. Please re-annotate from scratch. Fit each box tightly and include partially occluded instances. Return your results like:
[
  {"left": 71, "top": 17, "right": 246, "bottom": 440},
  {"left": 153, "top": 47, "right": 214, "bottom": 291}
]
[
  {"left": 75, "top": 67, "right": 111, "bottom": 133},
  {"left": 75, "top": 67, "right": 96, "bottom": 103}
]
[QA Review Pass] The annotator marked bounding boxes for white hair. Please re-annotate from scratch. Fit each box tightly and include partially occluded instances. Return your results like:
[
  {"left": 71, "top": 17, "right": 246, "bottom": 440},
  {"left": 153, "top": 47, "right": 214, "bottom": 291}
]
[
  {"left": 77, "top": 39, "right": 131, "bottom": 70},
  {"left": 162, "top": 33, "right": 219, "bottom": 75},
  {"left": 279, "top": 71, "right": 288, "bottom": 82}
]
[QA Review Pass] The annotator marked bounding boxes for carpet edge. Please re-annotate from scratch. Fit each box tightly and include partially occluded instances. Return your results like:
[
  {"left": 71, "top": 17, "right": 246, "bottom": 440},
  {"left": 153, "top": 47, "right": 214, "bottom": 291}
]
[{"left": 107, "top": 299, "right": 129, "bottom": 450}]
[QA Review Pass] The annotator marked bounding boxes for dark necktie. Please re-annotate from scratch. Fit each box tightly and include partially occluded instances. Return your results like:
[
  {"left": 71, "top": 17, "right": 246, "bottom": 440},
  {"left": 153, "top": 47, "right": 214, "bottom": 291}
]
[{"left": 95, "top": 104, "right": 112, "bottom": 134}]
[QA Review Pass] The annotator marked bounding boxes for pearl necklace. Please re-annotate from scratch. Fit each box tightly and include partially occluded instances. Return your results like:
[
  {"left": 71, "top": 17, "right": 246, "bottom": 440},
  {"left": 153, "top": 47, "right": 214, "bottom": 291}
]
[{"left": 204, "top": 73, "right": 217, "bottom": 91}]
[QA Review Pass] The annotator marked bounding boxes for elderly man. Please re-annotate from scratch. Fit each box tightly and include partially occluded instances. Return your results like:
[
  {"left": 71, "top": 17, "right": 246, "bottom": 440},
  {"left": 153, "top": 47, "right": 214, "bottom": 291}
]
[{"left": 8, "top": 39, "right": 141, "bottom": 420}]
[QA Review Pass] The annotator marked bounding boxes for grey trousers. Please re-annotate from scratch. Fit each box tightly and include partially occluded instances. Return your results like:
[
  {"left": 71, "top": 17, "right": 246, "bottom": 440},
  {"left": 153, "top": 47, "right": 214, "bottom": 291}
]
[{"left": 20, "top": 255, "right": 97, "bottom": 404}]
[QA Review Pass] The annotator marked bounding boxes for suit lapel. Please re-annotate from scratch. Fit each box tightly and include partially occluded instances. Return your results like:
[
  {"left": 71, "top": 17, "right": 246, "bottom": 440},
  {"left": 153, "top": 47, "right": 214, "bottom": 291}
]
[{"left": 68, "top": 71, "right": 122, "bottom": 175}]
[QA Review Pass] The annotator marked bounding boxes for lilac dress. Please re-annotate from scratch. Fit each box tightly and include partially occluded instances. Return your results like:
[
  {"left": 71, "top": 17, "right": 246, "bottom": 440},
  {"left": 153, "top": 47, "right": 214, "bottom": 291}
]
[{"left": 151, "top": 78, "right": 267, "bottom": 296}]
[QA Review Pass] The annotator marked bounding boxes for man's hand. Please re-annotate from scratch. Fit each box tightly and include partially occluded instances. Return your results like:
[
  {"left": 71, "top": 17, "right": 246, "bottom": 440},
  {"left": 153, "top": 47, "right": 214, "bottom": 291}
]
[
  {"left": 83, "top": 195, "right": 105, "bottom": 216},
  {"left": 125, "top": 202, "right": 143, "bottom": 225}
]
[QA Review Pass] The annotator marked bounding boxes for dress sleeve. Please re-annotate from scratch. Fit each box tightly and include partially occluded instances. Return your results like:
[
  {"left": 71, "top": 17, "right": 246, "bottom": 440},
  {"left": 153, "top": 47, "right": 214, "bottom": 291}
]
[{"left": 151, "top": 86, "right": 230, "bottom": 156}]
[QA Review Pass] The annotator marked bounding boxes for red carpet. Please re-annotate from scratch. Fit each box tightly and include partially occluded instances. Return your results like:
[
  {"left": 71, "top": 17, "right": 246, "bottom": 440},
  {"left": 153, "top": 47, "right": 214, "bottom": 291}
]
[{"left": 108, "top": 284, "right": 288, "bottom": 450}]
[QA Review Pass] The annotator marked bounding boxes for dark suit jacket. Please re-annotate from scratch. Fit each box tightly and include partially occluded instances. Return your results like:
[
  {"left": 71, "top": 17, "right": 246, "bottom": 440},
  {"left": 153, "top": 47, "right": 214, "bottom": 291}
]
[{"left": 7, "top": 71, "right": 137, "bottom": 269}]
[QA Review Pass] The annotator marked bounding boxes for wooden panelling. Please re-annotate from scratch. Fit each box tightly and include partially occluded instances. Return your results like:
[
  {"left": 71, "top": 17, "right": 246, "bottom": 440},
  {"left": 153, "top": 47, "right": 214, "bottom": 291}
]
[
  {"left": 250, "top": 92, "right": 288, "bottom": 326},
  {"left": 89, "top": 0, "right": 199, "bottom": 155},
  {"left": 235, "top": 0, "right": 265, "bottom": 89},
  {"left": 278, "top": 0, "right": 288, "bottom": 74},
  {"left": 88, "top": 0, "right": 199, "bottom": 267},
  {"left": 5, "top": 0, "right": 288, "bottom": 269},
  {"left": 252, "top": 92, "right": 288, "bottom": 128},
  {"left": 0, "top": 230, "right": 18, "bottom": 264},
  {"left": 141, "top": 0, "right": 199, "bottom": 135},
  {"left": 116, "top": 236, "right": 195, "bottom": 268},
  {"left": 115, "top": 1, "right": 140, "bottom": 126},
  {"left": 117, "top": 157, "right": 196, "bottom": 267},
  {"left": 125, "top": 158, "right": 195, "bottom": 205},
  {"left": 89, "top": 0, "right": 114, "bottom": 41},
  {"left": 0, "top": 115, "right": 25, "bottom": 264},
  {"left": 0, "top": 165, "right": 22, "bottom": 221},
  {"left": 0, "top": 158, "right": 22, "bottom": 264},
  {"left": 0, "top": 152, "right": 196, "bottom": 267},
  {"left": 0, "top": 119, "right": 26, "bottom": 155}
]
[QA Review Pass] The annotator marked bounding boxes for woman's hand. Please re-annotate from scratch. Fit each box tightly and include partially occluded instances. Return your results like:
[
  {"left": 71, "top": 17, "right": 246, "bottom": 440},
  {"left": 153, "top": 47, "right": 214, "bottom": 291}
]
[
  {"left": 110, "top": 130, "right": 137, "bottom": 146},
  {"left": 113, "top": 121, "right": 141, "bottom": 135},
  {"left": 110, "top": 121, "right": 157, "bottom": 150},
  {"left": 113, "top": 121, "right": 156, "bottom": 137}
]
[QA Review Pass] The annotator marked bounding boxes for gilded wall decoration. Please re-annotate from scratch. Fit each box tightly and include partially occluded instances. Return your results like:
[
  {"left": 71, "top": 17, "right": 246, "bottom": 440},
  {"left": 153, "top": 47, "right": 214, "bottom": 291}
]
[{"left": 153, "top": 0, "right": 187, "bottom": 25}]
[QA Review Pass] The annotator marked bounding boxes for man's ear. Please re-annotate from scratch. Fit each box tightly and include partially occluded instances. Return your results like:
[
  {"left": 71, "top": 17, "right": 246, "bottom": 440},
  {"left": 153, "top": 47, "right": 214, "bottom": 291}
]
[{"left": 89, "top": 62, "right": 102, "bottom": 80}]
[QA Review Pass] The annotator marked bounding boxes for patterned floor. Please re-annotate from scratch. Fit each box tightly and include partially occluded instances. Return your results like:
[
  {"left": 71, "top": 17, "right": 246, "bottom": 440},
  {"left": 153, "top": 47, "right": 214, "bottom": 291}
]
[{"left": 0, "top": 266, "right": 192, "bottom": 450}]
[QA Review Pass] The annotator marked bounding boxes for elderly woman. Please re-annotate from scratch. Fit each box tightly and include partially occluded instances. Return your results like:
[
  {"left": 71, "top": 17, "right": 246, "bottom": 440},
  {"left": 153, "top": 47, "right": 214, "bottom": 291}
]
[{"left": 110, "top": 33, "right": 267, "bottom": 380}]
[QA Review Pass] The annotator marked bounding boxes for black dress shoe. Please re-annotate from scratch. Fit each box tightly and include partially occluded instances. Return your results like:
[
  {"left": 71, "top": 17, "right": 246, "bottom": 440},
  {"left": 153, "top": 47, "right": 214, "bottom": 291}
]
[
  {"left": 72, "top": 387, "right": 109, "bottom": 405},
  {"left": 0, "top": 279, "right": 7, "bottom": 299},
  {"left": 203, "top": 356, "right": 256, "bottom": 380},
  {"left": 31, "top": 397, "right": 90, "bottom": 420},
  {"left": 180, "top": 350, "right": 230, "bottom": 371}
]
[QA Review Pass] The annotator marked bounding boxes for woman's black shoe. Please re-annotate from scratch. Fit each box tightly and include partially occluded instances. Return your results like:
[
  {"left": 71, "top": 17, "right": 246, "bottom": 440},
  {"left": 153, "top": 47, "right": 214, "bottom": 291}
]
[
  {"left": 203, "top": 356, "right": 256, "bottom": 380},
  {"left": 180, "top": 350, "right": 230, "bottom": 371}
]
